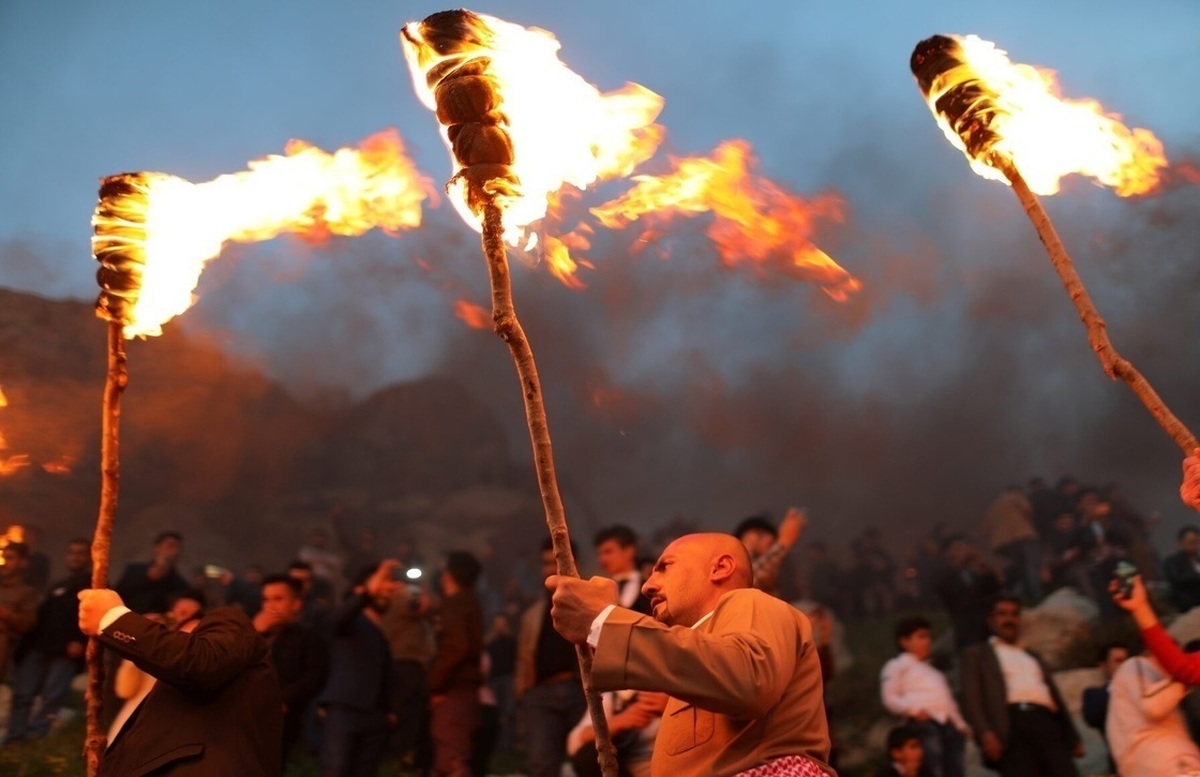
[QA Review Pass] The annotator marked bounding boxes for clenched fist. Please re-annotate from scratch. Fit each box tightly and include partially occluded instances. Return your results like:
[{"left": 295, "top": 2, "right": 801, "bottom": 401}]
[
  {"left": 78, "top": 589, "right": 125, "bottom": 636},
  {"left": 545, "top": 575, "right": 619, "bottom": 644}
]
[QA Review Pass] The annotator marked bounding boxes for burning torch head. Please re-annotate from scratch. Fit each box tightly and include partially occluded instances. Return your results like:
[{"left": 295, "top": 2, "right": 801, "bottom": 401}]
[
  {"left": 910, "top": 35, "right": 1005, "bottom": 167},
  {"left": 92, "top": 172, "right": 156, "bottom": 327},
  {"left": 402, "top": 10, "right": 520, "bottom": 216}
]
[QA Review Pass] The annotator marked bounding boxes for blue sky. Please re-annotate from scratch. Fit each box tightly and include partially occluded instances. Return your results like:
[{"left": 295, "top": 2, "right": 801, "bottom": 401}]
[{"left": 2, "top": 0, "right": 1200, "bottom": 535}]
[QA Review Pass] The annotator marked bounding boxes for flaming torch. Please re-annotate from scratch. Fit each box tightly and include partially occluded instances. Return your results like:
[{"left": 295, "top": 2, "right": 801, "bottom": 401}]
[
  {"left": 401, "top": 11, "right": 664, "bottom": 775},
  {"left": 85, "top": 130, "right": 432, "bottom": 773},
  {"left": 910, "top": 34, "right": 1197, "bottom": 454}
]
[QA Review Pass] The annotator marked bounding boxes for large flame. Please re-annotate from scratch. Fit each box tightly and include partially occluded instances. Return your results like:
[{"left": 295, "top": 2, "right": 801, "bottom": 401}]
[
  {"left": 400, "top": 11, "right": 664, "bottom": 244},
  {"left": 93, "top": 129, "right": 434, "bottom": 338},
  {"left": 589, "top": 141, "right": 860, "bottom": 300},
  {"left": 916, "top": 34, "right": 1167, "bottom": 196}
]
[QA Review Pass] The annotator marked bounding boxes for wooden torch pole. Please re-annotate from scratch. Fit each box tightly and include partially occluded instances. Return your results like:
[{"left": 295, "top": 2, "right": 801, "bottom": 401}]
[
  {"left": 84, "top": 320, "right": 127, "bottom": 775},
  {"left": 476, "top": 194, "right": 619, "bottom": 777},
  {"left": 994, "top": 155, "right": 1198, "bottom": 455}
]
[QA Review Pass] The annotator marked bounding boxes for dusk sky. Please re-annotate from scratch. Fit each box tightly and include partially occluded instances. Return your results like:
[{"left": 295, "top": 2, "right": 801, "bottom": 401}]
[{"left": 2, "top": 1, "right": 1199, "bottom": 540}]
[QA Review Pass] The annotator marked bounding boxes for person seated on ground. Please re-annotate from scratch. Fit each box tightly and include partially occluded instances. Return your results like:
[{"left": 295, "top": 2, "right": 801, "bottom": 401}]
[
  {"left": 566, "top": 690, "right": 669, "bottom": 777},
  {"left": 880, "top": 616, "right": 968, "bottom": 777},
  {"left": 1106, "top": 644, "right": 1200, "bottom": 777},
  {"left": 546, "top": 532, "right": 833, "bottom": 777},
  {"left": 875, "top": 724, "right": 931, "bottom": 777}
]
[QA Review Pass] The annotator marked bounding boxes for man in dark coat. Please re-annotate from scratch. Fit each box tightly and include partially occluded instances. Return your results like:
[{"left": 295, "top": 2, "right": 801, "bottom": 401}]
[
  {"left": 319, "top": 560, "right": 403, "bottom": 777},
  {"left": 253, "top": 573, "right": 328, "bottom": 761},
  {"left": 428, "top": 551, "right": 484, "bottom": 777},
  {"left": 960, "top": 595, "right": 1082, "bottom": 777},
  {"left": 114, "top": 530, "right": 188, "bottom": 615},
  {"left": 78, "top": 587, "right": 282, "bottom": 776}
]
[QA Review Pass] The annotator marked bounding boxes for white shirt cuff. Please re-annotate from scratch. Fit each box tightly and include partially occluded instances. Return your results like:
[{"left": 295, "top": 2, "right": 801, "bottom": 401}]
[
  {"left": 587, "top": 604, "right": 617, "bottom": 648},
  {"left": 99, "top": 606, "right": 132, "bottom": 633}
]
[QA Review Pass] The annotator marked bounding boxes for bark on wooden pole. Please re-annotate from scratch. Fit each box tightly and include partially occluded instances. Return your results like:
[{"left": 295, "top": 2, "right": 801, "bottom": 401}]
[
  {"left": 84, "top": 320, "right": 127, "bottom": 775},
  {"left": 995, "top": 155, "right": 1198, "bottom": 455},
  {"left": 477, "top": 195, "right": 619, "bottom": 777}
]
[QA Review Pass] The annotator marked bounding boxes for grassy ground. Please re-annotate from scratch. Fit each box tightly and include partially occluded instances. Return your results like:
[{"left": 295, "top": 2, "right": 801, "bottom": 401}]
[{"left": 0, "top": 705, "right": 527, "bottom": 777}]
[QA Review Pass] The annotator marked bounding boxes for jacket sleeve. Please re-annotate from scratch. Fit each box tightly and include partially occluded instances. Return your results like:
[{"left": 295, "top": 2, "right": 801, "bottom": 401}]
[
  {"left": 591, "top": 590, "right": 799, "bottom": 719},
  {"left": 959, "top": 646, "right": 993, "bottom": 740},
  {"left": 880, "top": 657, "right": 914, "bottom": 717},
  {"left": 99, "top": 608, "right": 267, "bottom": 696},
  {"left": 1041, "top": 656, "right": 1081, "bottom": 747},
  {"left": 1142, "top": 624, "right": 1200, "bottom": 686},
  {"left": 1081, "top": 688, "right": 1107, "bottom": 730}
]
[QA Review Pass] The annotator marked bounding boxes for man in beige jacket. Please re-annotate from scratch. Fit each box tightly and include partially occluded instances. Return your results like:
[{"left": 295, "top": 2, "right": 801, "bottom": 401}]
[{"left": 547, "top": 533, "right": 834, "bottom": 777}]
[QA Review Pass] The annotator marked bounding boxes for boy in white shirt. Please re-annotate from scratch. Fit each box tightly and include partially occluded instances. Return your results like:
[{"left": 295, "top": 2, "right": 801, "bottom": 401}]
[{"left": 880, "top": 616, "right": 970, "bottom": 777}]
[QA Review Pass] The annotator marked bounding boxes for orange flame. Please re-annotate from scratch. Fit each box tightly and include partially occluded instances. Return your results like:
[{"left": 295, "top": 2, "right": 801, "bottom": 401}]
[
  {"left": 453, "top": 299, "right": 492, "bottom": 330},
  {"left": 919, "top": 35, "right": 1167, "bottom": 196},
  {"left": 590, "top": 141, "right": 860, "bottom": 300},
  {"left": 41, "top": 454, "right": 75, "bottom": 476},
  {"left": 400, "top": 12, "right": 664, "bottom": 244},
  {"left": 93, "top": 129, "right": 435, "bottom": 338}
]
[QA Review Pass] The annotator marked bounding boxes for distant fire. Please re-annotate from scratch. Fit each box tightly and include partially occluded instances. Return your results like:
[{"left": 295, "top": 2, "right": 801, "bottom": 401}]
[
  {"left": 453, "top": 299, "right": 492, "bottom": 329},
  {"left": 0, "top": 385, "right": 76, "bottom": 478},
  {"left": 93, "top": 129, "right": 435, "bottom": 337},
  {"left": 588, "top": 141, "right": 860, "bottom": 300}
]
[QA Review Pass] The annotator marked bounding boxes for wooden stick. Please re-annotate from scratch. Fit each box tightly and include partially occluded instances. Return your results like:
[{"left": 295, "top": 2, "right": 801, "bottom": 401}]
[
  {"left": 994, "top": 155, "right": 1199, "bottom": 455},
  {"left": 85, "top": 320, "right": 127, "bottom": 775},
  {"left": 477, "top": 196, "right": 619, "bottom": 777}
]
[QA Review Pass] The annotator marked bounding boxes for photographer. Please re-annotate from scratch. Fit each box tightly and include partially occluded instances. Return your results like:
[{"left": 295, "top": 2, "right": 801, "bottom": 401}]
[{"left": 380, "top": 559, "right": 435, "bottom": 770}]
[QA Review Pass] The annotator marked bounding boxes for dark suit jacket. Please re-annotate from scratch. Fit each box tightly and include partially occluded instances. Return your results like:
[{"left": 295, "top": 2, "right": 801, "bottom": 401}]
[
  {"left": 1164, "top": 551, "right": 1200, "bottom": 611},
  {"left": 98, "top": 607, "right": 282, "bottom": 777},
  {"left": 1081, "top": 685, "right": 1109, "bottom": 733},
  {"left": 114, "top": 562, "right": 188, "bottom": 615},
  {"left": 960, "top": 640, "right": 1080, "bottom": 765},
  {"left": 319, "top": 593, "right": 394, "bottom": 713}
]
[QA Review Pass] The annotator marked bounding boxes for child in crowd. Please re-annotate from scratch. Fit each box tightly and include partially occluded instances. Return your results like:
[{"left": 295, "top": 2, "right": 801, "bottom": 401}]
[
  {"left": 875, "top": 724, "right": 930, "bottom": 777},
  {"left": 879, "top": 616, "right": 969, "bottom": 777}
]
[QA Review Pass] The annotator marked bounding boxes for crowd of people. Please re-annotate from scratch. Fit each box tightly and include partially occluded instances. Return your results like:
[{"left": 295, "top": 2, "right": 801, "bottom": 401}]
[{"left": 1, "top": 454, "right": 1200, "bottom": 775}]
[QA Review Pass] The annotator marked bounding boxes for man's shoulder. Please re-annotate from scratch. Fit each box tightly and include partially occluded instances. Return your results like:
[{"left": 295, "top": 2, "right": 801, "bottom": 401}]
[
  {"left": 960, "top": 641, "right": 995, "bottom": 662},
  {"left": 713, "top": 587, "right": 802, "bottom": 622}
]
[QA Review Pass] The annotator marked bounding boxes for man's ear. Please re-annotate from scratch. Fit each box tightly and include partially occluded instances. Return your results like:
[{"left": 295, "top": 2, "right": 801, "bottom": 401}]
[{"left": 710, "top": 553, "right": 737, "bottom": 584}]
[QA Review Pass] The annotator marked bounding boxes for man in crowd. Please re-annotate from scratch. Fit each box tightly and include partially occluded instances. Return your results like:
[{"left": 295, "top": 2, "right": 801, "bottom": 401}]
[
  {"left": 934, "top": 535, "right": 1002, "bottom": 652},
  {"left": 253, "top": 573, "right": 328, "bottom": 762},
  {"left": 547, "top": 532, "right": 833, "bottom": 776},
  {"left": 594, "top": 525, "right": 652, "bottom": 615},
  {"left": 516, "top": 539, "right": 588, "bottom": 777},
  {"left": 960, "top": 595, "right": 1082, "bottom": 776},
  {"left": 380, "top": 561, "right": 434, "bottom": 770},
  {"left": 733, "top": 508, "right": 804, "bottom": 598},
  {"left": 114, "top": 530, "right": 188, "bottom": 614},
  {"left": 287, "top": 559, "right": 333, "bottom": 636},
  {"left": 319, "top": 560, "right": 403, "bottom": 777},
  {"left": 78, "top": 584, "right": 282, "bottom": 775},
  {"left": 1163, "top": 526, "right": 1200, "bottom": 612},
  {"left": 428, "top": 551, "right": 484, "bottom": 777},
  {"left": 1082, "top": 642, "right": 1130, "bottom": 773},
  {"left": 0, "top": 541, "right": 38, "bottom": 683},
  {"left": 982, "top": 486, "right": 1041, "bottom": 606},
  {"left": 5, "top": 538, "right": 90, "bottom": 742}
]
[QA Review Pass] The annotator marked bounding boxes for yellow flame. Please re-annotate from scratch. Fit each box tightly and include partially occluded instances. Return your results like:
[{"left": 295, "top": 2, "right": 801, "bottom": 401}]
[
  {"left": 591, "top": 140, "right": 860, "bottom": 300},
  {"left": 925, "top": 35, "right": 1167, "bottom": 196},
  {"left": 93, "top": 129, "right": 435, "bottom": 338},
  {"left": 401, "top": 12, "right": 664, "bottom": 243}
]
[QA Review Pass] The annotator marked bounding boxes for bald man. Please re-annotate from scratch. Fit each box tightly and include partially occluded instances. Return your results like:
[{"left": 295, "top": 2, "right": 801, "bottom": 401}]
[{"left": 547, "top": 533, "right": 834, "bottom": 777}]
